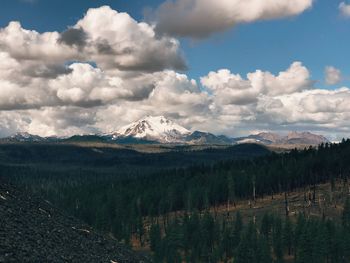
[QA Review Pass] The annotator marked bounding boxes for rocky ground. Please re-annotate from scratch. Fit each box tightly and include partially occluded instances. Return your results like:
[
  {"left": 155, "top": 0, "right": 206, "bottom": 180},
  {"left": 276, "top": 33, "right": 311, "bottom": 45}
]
[{"left": 0, "top": 178, "right": 150, "bottom": 263}]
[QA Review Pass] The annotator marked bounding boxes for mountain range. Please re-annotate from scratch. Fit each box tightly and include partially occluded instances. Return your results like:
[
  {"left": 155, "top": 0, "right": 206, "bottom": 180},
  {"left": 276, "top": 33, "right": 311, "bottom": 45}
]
[
  {"left": 234, "top": 131, "right": 329, "bottom": 146},
  {"left": 0, "top": 116, "right": 330, "bottom": 146}
]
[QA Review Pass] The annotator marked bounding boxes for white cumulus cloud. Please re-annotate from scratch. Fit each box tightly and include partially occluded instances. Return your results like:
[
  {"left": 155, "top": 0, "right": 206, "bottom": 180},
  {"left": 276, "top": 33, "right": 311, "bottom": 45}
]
[
  {"left": 75, "top": 6, "right": 187, "bottom": 71},
  {"left": 201, "top": 62, "right": 312, "bottom": 105},
  {"left": 0, "top": 6, "right": 187, "bottom": 111}
]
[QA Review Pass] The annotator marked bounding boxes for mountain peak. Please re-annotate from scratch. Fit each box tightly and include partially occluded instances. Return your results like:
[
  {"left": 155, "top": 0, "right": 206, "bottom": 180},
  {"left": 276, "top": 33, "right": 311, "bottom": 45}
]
[
  {"left": 255, "top": 132, "right": 282, "bottom": 143},
  {"left": 12, "top": 132, "right": 32, "bottom": 137},
  {"left": 9, "top": 132, "right": 44, "bottom": 142},
  {"left": 113, "top": 116, "right": 190, "bottom": 143},
  {"left": 285, "top": 131, "right": 329, "bottom": 145}
]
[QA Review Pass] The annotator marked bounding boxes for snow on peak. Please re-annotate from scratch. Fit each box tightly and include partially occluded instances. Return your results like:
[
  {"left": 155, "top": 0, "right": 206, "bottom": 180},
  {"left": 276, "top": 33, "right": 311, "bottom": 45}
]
[
  {"left": 9, "top": 132, "right": 44, "bottom": 142},
  {"left": 11, "top": 132, "right": 32, "bottom": 139},
  {"left": 114, "top": 116, "right": 190, "bottom": 142}
]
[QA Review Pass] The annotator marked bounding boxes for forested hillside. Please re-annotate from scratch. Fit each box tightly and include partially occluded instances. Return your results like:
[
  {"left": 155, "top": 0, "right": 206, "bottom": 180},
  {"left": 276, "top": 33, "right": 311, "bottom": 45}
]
[
  {"left": 148, "top": 208, "right": 350, "bottom": 262},
  {"left": 3, "top": 140, "right": 350, "bottom": 262}
]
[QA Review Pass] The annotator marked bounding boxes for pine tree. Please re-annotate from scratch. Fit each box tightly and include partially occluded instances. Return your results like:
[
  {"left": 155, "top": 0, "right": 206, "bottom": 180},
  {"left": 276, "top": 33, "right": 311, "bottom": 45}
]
[
  {"left": 296, "top": 223, "right": 313, "bottom": 263},
  {"left": 149, "top": 223, "right": 162, "bottom": 263},
  {"left": 294, "top": 214, "right": 306, "bottom": 260},
  {"left": 312, "top": 222, "right": 328, "bottom": 263},
  {"left": 342, "top": 197, "right": 350, "bottom": 231},
  {"left": 261, "top": 213, "right": 271, "bottom": 240},
  {"left": 235, "top": 221, "right": 257, "bottom": 263},
  {"left": 232, "top": 211, "right": 243, "bottom": 249},
  {"left": 188, "top": 212, "right": 202, "bottom": 262},
  {"left": 221, "top": 221, "right": 233, "bottom": 261},
  {"left": 257, "top": 236, "right": 273, "bottom": 263},
  {"left": 227, "top": 174, "right": 236, "bottom": 210},
  {"left": 163, "top": 220, "right": 183, "bottom": 263},
  {"left": 201, "top": 212, "right": 216, "bottom": 259},
  {"left": 136, "top": 215, "right": 145, "bottom": 246},
  {"left": 150, "top": 223, "right": 161, "bottom": 251},
  {"left": 283, "top": 217, "right": 293, "bottom": 256},
  {"left": 273, "top": 216, "right": 284, "bottom": 263}
]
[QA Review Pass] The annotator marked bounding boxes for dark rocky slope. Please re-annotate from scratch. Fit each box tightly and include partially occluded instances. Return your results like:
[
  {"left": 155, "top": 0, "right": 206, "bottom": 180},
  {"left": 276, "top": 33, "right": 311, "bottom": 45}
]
[{"left": 0, "top": 178, "right": 149, "bottom": 263}]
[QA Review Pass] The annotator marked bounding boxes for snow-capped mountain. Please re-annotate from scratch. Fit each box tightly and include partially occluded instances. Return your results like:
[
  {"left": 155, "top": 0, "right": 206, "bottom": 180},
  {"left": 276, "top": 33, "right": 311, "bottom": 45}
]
[
  {"left": 112, "top": 116, "right": 191, "bottom": 143},
  {"left": 7, "top": 132, "right": 45, "bottom": 142}
]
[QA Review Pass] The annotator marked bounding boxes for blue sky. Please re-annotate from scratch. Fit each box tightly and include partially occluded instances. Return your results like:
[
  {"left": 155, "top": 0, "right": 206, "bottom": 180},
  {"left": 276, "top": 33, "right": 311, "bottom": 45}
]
[{"left": 1, "top": 0, "right": 349, "bottom": 88}]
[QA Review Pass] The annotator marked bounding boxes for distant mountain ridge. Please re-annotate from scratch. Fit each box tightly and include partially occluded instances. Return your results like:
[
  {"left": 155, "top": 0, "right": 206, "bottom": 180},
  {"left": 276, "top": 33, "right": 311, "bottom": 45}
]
[
  {"left": 7, "top": 132, "right": 46, "bottom": 142},
  {"left": 0, "top": 116, "right": 330, "bottom": 146},
  {"left": 235, "top": 131, "right": 329, "bottom": 145}
]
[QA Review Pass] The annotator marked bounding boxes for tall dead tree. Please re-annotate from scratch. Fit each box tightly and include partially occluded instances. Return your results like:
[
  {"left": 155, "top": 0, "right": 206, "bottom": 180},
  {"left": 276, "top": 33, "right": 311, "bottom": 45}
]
[
  {"left": 252, "top": 176, "right": 256, "bottom": 204},
  {"left": 284, "top": 191, "right": 289, "bottom": 217}
]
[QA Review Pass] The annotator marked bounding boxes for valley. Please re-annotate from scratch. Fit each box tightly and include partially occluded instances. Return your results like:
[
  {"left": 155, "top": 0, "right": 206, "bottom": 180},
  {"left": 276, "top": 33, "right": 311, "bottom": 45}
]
[{"left": 2, "top": 139, "right": 350, "bottom": 262}]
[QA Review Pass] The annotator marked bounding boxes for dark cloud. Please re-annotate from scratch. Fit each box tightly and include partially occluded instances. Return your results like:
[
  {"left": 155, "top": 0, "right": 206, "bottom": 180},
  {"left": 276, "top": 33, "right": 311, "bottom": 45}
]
[
  {"left": 58, "top": 28, "right": 88, "bottom": 48},
  {"left": 25, "top": 64, "right": 73, "bottom": 79},
  {"left": 55, "top": 99, "right": 105, "bottom": 109},
  {"left": 116, "top": 50, "right": 187, "bottom": 72},
  {"left": 96, "top": 41, "right": 134, "bottom": 56},
  {"left": 50, "top": 107, "right": 98, "bottom": 128},
  {"left": 96, "top": 41, "right": 115, "bottom": 55},
  {"left": 123, "top": 84, "right": 155, "bottom": 101},
  {"left": 0, "top": 102, "right": 42, "bottom": 111}
]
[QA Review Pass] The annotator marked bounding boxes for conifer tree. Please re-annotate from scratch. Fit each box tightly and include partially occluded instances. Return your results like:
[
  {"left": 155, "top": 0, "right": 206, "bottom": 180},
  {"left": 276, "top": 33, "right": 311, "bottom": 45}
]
[
  {"left": 149, "top": 223, "right": 162, "bottom": 262},
  {"left": 261, "top": 213, "right": 271, "bottom": 240},
  {"left": 257, "top": 236, "right": 273, "bottom": 263},
  {"left": 232, "top": 212, "right": 243, "bottom": 249},
  {"left": 294, "top": 214, "right": 306, "bottom": 260},
  {"left": 283, "top": 217, "right": 293, "bottom": 256},
  {"left": 342, "top": 197, "right": 350, "bottom": 231},
  {"left": 313, "top": 222, "right": 328, "bottom": 263},
  {"left": 221, "top": 222, "right": 233, "bottom": 261},
  {"left": 235, "top": 221, "right": 257, "bottom": 263},
  {"left": 296, "top": 223, "right": 313, "bottom": 263},
  {"left": 227, "top": 174, "right": 236, "bottom": 211},
  {"left": 273, "top": 216, "right": 284, "bottom": 263}
]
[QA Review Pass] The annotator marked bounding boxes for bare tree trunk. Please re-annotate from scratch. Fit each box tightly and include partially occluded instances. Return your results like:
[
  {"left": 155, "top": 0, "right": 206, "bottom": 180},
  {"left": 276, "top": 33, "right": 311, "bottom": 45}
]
[
  {"left": 253, "top": 178, "right": 256, "bottom": 204},
  {"left": 313, "top": 183, "right": 316, "bottom": 203},
  {"left": 226, "top": 199, "right": 229, "bottom": 216},
  {"left": 284, "top": 192, "right": 289, "bottom": 217}
]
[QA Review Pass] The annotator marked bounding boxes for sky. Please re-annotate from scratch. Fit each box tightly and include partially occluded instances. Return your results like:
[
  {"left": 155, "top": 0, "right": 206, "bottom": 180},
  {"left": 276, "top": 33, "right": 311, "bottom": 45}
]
[{"left": 0, "top": 0, "right": 350, "bottom": 140}]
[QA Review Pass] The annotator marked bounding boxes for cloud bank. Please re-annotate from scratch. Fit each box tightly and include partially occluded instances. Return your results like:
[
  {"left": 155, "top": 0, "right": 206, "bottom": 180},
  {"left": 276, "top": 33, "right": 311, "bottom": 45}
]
[{"left": 0, "top": 5, "right": 349, "bottom": 140}]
